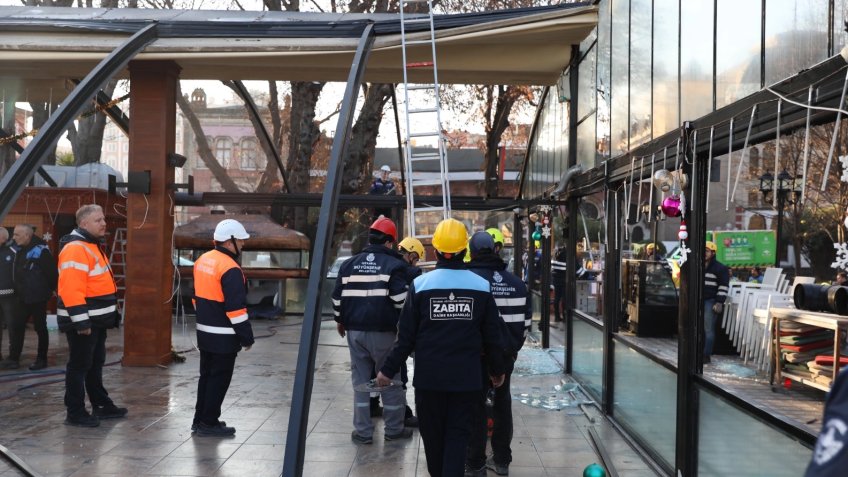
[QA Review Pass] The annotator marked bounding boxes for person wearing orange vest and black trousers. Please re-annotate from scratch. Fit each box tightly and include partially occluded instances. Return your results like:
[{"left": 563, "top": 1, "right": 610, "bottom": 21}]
[
  {"left": 57, "top": 204, "right": 127, "bottom": 428},
  {"left": 191, "top": 219, "right": 255, "bottom": 437}
]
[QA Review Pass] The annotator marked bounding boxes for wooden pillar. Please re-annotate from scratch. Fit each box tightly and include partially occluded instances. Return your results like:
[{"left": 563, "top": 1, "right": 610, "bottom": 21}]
[{"left": 123, "top": 60, "right": 181, "bottom": 366}]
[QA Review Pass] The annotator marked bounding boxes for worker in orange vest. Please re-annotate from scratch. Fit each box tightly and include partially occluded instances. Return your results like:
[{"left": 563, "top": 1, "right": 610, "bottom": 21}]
[
  {"left": 57, "top": 204, "right": 127, "bottom": 427},
  {"left": 191, "top": 219, "right": 255, "bottom": 437}
]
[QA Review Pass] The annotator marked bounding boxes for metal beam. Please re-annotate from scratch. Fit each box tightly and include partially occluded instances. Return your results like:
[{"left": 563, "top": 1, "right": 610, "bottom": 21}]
[
  {"left": 72, "top": 80, "right": 131, "bottom": 135},
  {"left": 0, "top": 127, "right": 57, "bottom": 187},
  {"left": 282, "top": 23, "right": 375, "bottom": 477},
  {"left": 230, "top": 80, "right": 290, "bottom": 194},
  {"left": 0, "top": 23, "right": 158, "bottom": 222},
  {"left": 174, "top": 191, "right": 555, "bottom": 210}
]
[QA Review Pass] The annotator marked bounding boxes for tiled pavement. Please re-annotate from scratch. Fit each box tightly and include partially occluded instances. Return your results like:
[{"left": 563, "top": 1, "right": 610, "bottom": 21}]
[{"left": 0, "top": 316, "right": 658, "bottom": 476}]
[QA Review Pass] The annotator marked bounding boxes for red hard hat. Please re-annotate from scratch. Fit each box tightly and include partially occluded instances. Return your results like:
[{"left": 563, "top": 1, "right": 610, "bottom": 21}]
[{"left": 370, "top": 216, "right": 397, "bottom": 242}]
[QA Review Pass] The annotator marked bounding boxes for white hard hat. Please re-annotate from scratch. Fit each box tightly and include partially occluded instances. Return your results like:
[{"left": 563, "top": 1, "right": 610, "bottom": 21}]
[
  {"left": 214, "top": 219, "right": 250, "bottom": 242},
  {"left": 380, "top": 165, "right": 391, "bottom": 172}
]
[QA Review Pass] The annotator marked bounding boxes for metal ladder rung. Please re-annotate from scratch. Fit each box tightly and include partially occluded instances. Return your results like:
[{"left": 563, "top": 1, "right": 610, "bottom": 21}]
[
  {"left": 411, "top": 179, "right": 444, "bottom": 187},
  {"left": 409, "top": 107, "right": 438, "bottom": 114},
  {"left": 410, "top": 153, "right": 441, "bottom": 162},
  {"left": 413, "top": 206, "right": 445, "bottom": 214},
  {"left": 405, "top": 84, "right": 435, "bottom": 91},
  {"left": 402, "top": 17, "right": 431, "bottom": 24},
  {"left": 405, "top": 39, "right": 434, "bottom": 45},
  {"left": 409, "top": 131, "right": 440, "bottom": 138}
]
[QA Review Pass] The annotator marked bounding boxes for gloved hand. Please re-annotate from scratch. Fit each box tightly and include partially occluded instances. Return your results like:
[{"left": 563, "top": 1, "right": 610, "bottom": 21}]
[{"left": 712, "top": 302, "right": 724, "bottom": 314}]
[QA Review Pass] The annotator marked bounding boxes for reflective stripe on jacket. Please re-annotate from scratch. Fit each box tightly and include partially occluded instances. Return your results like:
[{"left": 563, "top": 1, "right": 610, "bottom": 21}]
[
  {"left": 331, "top": 245, "right": 408, "bottom": 332},
  {"left": 193, "top": 247, "right": 254, "bottom": 354},
  {"left": 469, "top": 253, "right": 531, "bottom": 355},
  {"left": 57, "top": 230, "right": 118, "bottom": 331}
]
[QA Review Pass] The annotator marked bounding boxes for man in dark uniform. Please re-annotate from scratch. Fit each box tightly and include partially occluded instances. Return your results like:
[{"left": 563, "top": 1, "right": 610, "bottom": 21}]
[
  {"left": 369, "top": 165, "right": 396, "bottom": 219},
  {"left": 805, "top": 368, "right": 848, "bottom": 476},
  {"left": 0, "top": 228, "right": 22, "bottom": 368},
  {"left": 191, "top": 218, "right": 255, "bottom": 436},
  {"left": 333, "top": 217, "right": 412, "bottom": 444},
  {"left": 377, "top": 218, "right": 507, "bottom": 477},
  {"left": 551, "top": 245, "right": 567, "bottom": 323},
  {"left": 703, "top": 241, "right": 729, "bottom": 364},
  {"left": 464, "top": 231, "right": 531, "bottom": 476},
  {"left": 12, "top": 224, "right": 58, "bottom": 370}
]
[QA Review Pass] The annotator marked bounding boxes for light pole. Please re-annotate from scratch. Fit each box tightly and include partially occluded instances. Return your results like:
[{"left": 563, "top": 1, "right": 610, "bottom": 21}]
[{"left": 759, "top": 170, "right": 801, "bottom": 267}]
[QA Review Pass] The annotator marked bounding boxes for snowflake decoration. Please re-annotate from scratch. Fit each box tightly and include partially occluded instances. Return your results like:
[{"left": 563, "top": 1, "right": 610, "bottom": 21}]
[
  {"left": 539, "top": 205, "right": 552, "bottom": 214},
  {"left": 833, "top": 242, "right": 848, "bottom": 270},
  {"left": 42, "top": 232, "right": 52, "bottom": 242},
  {"left": 840, "top": 155, "right": 848, "bottom": 183},
  {"left": 677, "top": 242, "right": 692, "bottom": 266},
  {"left": 541, "top": 225, "right": 551, "bottom": 238}
]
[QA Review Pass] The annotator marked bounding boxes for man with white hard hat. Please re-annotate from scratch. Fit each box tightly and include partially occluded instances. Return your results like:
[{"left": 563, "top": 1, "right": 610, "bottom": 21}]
[{"left": 191, "top": 218, "right": 255, "bottom": 436}]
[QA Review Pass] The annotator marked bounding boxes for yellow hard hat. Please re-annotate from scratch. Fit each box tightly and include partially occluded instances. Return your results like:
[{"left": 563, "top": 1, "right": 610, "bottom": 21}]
[
  {"left": 432, "top": 218, "right": 468, "bottom": 254},
  {"left": 486, "top": 227, "right": 505, "bottom": 246},
  {"left": 399, "top": 237, "right": 424, "bottom": 258},
  {"left": 705, "top": 241, "right": 718, "bottom": 252}
]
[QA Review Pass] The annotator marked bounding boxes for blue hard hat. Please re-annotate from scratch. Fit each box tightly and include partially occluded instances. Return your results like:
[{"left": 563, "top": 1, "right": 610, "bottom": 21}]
[{"left": 469, "top": 231, "right": 495, "bottom": 255}]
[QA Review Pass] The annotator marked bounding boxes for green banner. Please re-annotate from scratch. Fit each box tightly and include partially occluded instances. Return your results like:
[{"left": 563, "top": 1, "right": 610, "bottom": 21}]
[{"left": 709, "top": 230, "right": 776, "bottom": 267}]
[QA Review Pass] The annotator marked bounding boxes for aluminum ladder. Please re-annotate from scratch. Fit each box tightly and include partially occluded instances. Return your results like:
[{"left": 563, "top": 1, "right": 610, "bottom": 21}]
[
  {"left": 398, "top": 0, "right": 451, "bottom": 241},
  {"left": 109, "top": 227, "right": 127, "bottom": 320}
]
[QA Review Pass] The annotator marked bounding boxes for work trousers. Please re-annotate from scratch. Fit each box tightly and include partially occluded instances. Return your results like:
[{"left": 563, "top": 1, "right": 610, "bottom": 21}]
[
  {"left": 347, "top": 330, "right": 405, "bottom": 437},
  {"left": 553, "top": 279, "right": 565, "bottom": 322},
  {"left": 194, "top": 350, "right": 237, "bottom": 426},
  {"left": 0, "top": 297, "right": 22, "bottom": 360},
  {"left": 704, "top": 298, "right": 717, "bottom": 357},
  {"left": 416, "top": 388, "right": 477, "bottom": 477},
  {"left": 64, "top": 327, "right": 113, "bottom": 417},
  {"left": 17, "top": 301, "right": 48, "bottom": 361},
  {"left": 466, "top": 370, "right": 514, "bottom": 469}
]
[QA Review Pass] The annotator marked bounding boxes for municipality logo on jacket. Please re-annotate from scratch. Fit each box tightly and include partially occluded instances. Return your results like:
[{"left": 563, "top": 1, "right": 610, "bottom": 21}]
[
  {"left": 493, "top": 271, "right": 503, "bottom": 283},
  {"left": 430, "top": 292, "right": 474, "bottom": 320}
]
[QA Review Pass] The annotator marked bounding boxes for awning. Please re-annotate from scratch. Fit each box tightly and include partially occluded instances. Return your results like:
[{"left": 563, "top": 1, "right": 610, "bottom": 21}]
[{"left": 0, "top": 4, "right": 597, "bottom": 101}]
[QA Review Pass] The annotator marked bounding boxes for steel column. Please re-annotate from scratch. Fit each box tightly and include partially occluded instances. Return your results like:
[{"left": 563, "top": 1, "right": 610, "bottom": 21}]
[
  {"left": 675, "top": 122, "right": 703, "bottom": 476},
  {"left": 0, "top": 23, "right": 158, "bottom": 222},
  {"left": 282, "top": 23, "right": 375, "bottom": 477}
]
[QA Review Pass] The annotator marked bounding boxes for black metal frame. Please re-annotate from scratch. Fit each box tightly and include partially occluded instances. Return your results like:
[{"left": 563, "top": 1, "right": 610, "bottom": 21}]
[
  {"left": 282, "top": 23, "right": 375, "bottom": 477},
  {"left": 0, "top": 127, "right": 57, "bottom": 187},
  {"left": 0, "top": 22, "right": 158, "bottom": 221}
]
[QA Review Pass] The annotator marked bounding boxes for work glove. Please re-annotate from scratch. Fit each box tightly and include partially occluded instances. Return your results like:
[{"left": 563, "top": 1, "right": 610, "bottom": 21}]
[{"left": 711, "top": 302, "right": 724, "bottom": 315}]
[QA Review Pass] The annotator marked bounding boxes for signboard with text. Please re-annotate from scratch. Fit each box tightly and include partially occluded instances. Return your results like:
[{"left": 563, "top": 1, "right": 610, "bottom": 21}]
[{"left": 709, "top": 230, "right": 776, "bottom": 268}]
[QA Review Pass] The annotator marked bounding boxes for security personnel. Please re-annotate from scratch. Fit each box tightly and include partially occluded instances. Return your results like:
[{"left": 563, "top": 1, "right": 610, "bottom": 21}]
[
  {"left": 465, "top": 231, "right": 531, "bottom": 477},
  {"left": 398, "top": 236, "right": 424, "bottom": 284},
  {"left": 57, "top": 204, "right": 127, "bottom": 427},
  {"left": 551, "top": 245, "right": 567, "bottom": 323},
  {"left": 192, "top": 219, "right": 255, "bottom": 437},
  {"left": 703, "top": 241, "right": 729, "bottom": 363},
  {"left": 0, "top": 228, "right": 22, "bottom": 368},
  {"left": 12, "top": 224, "right": 58, "bottom": 370},
  {"left": 397, "top": 235, "right": 424, "bottom": 427},
  {"left": 333, "top": 217, "right": 412, "bottom": 444},
  {"left": 377, "top": 218, "right": 507, "bottom": 477},
  {"left": 805, "top": 367, "right": 848, "bottom": 476}
]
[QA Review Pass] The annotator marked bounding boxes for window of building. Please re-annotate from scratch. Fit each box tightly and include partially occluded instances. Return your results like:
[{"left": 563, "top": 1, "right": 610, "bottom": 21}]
[
  {"left": 216, "top": 137, "right": 233, "bottom": 168},
  {"left": 240, "top": 138, "right": 259, "bottom": 170}
]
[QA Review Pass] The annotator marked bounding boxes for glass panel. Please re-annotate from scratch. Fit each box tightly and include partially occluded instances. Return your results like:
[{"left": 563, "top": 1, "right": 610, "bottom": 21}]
[
  {"left": 610, "top": 0, "right": 630, "bottom": 156},
  {"left": 572, "top": 316, "right": 603, "bottom": 399},
  {"left": 613, "top": 341, "right": 677, "bottom": 468},
  {"left": 629, "top": 0, "right": 652, "bottom": 147},
  {"left": 596, "top": 0, "right": 611, "bottom": 161},
  {"left": 653, "top": 0, "right": 679, "bottom": 136},
  {"left": 698, "top": 386, "right": 812, "bottom": 477},
  {"left": 765, "top": 0, "right": 829, "bottom": 85},
  {"left": 241, "top": 250, "right": 303, "bottom": 269},
  {"left": 578, "top": 43, "right": 597, "bottom": 121},
  {"left": 716, "top": 0, "right": 761, "bottom": 108},
  {"left": 577, "top": 113, "right": 597, "bottom": 171},
  {"left": 681, "top": 1, "right": 714, "bottom": 119}
]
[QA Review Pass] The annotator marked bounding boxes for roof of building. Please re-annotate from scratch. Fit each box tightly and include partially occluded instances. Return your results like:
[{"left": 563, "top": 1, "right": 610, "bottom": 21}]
[{"left": 0, "top": 3, "right": 597, "bottom": 101}]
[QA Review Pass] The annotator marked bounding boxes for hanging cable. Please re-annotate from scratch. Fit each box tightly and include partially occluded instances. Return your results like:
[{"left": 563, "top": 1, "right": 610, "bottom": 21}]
[
  {"left": 706, "top": 126, "right": 714, "bottom": 214},
  {"left": 731, "top": 105, "right": 757, "bottom": 204}
]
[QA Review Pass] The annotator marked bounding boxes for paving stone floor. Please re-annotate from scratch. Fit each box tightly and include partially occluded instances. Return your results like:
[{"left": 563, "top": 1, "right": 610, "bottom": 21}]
[{"left": 0, "top": 316, "right": 658, "bottom": 477}]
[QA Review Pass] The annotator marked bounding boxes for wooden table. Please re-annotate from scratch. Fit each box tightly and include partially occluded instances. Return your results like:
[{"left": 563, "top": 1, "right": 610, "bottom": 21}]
[{"left": 769, "top": 307, "right": 848, "bottom": 392}]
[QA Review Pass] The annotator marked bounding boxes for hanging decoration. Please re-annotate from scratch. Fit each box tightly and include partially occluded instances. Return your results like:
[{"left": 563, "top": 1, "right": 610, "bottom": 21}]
[
  {"left": 730, "top": 105, "right": 757, "bottom": 204},
  {"left": 540, "top": 205, "right": 552, "bottom": 239},
  {"left": 661, "top": 195, "right": 682, "bottom": 217},
  {"left": 706, "top": 126, "right": 714, "bottom": 214},
  {"left": 822, "top": 67, "right": 848, "bottom": 192},
  {"left": 833, "top": 157, "right": 848, "bottom": 270},
  {"left": 648, "top": 153, "right": 655, "bottom": 221},
  {"left": 726, "top": 117, "right": 734, "bottom": 211}
]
